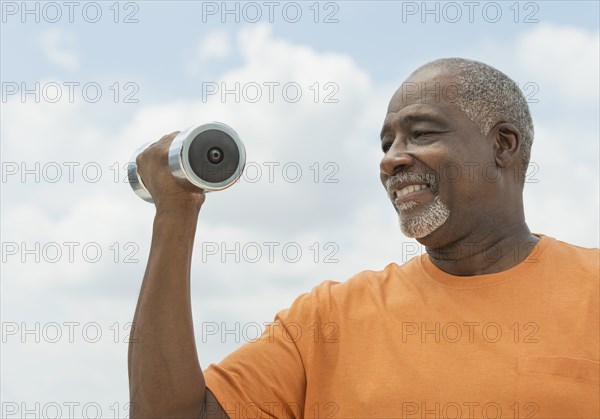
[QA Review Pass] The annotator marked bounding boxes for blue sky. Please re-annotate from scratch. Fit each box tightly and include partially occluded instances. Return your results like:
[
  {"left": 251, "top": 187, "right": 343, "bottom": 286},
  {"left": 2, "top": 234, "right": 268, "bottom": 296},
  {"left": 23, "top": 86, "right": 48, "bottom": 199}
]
[{"left": 1, "top": 1, "right": 599, "bottom": 416}]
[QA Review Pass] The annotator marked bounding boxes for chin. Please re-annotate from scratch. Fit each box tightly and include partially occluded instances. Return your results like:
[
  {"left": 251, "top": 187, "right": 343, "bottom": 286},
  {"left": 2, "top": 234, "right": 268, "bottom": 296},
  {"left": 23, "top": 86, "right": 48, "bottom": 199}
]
[{"left": 397, "top": 195, "right": 451, "bottom": 245}]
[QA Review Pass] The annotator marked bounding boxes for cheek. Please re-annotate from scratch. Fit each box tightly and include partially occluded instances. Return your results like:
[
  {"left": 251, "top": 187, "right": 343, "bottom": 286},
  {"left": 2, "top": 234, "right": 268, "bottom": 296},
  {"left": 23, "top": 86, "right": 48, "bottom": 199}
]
[
  {"left": 416, "top": 146, "right": 460, "bottom": 188},
  {"left": 458, "top": 153, "right": 500, "bottom": 193},
  {"left": 441, "top": 142, "right": 496, "bottom": 191},
  {"left": 424, "top": 158, "right": 481, "bottom": 204}
]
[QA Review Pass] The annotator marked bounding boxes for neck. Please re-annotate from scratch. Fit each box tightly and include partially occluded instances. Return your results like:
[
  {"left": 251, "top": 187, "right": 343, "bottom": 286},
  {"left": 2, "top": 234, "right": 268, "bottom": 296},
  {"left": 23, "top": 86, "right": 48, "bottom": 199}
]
[{"left": 424, "top": 220, "right": 540, "bottom": 276}]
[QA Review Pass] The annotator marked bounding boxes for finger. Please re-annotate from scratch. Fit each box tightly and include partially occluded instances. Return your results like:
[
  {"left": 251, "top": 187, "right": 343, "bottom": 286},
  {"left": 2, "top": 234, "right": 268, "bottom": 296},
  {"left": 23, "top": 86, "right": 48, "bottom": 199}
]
[{"left": 157, "top": 131, "right": 180, "bottom": 145}]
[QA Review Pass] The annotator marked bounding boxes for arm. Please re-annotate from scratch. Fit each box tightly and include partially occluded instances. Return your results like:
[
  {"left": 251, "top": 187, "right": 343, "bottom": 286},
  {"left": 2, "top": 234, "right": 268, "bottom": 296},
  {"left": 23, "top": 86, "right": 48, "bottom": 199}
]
[{"left": 127, "top": 132, "right": 229, "bottom": 418}]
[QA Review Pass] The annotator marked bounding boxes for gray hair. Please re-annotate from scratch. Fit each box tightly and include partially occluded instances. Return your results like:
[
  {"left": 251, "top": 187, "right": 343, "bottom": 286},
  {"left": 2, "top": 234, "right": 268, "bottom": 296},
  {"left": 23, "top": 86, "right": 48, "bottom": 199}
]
[{"left": 413, "top": 58, "right": 534, "bottom": 180}]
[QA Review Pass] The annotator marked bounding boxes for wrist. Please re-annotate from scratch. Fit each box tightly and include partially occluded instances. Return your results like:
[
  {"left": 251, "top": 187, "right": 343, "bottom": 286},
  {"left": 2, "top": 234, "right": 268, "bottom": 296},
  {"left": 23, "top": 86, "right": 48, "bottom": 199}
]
[
  {"left": 155, "top": 195, "right": 204, "bottom": 216},
  {"left": 155, "top": 201, "right": 203, "bottom": 220}
]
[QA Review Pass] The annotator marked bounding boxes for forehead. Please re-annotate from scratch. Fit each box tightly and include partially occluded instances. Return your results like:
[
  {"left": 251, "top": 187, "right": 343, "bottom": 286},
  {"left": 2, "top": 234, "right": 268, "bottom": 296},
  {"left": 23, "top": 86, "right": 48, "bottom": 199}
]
[
  {"left": 381, "top": 68, "right": 470, "bottom": 134},
  {"left": 382, "top": 103, "right": 449, "bottom": 128},
  {"left": 388, "top": 67, "right": 460, "bottom": 114}
]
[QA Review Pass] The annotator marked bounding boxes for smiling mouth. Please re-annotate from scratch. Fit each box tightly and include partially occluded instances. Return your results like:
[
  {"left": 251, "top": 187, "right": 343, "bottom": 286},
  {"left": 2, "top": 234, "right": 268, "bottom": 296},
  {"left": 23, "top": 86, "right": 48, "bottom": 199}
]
[
  {"left": 394, "top": 184, "right": 430, "bottom": 198},
  {"left": 392, "top": 184, "right": 433, "bottom": 208},
  {"left": 385, "top": 172, "right": 437, "bottom": 208}
]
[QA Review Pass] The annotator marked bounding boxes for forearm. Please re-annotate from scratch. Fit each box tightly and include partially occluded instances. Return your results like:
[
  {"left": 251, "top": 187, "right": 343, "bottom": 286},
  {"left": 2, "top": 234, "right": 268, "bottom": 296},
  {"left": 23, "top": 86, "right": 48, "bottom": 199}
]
[{"left": 129, "top": 205, "right": 205, "bottom": 418}]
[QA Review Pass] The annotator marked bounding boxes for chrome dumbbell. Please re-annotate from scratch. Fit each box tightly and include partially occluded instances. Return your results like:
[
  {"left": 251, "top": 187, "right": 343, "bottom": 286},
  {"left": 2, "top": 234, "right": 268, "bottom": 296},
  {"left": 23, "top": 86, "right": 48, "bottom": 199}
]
[{"left": 128, "top": 122, "right": 246, "bottom": 203}]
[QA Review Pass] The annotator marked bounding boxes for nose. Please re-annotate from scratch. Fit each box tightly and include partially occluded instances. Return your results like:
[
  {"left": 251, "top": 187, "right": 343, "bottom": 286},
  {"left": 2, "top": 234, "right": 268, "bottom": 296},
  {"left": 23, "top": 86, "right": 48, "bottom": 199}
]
[{"left": 379, "top": 139, "right": 416, "bottom": 177}]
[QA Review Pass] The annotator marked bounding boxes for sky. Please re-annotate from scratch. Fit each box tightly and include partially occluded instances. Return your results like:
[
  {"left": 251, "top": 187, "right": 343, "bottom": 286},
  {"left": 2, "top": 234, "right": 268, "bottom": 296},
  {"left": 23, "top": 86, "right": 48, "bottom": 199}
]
[{"left": 1, "top": 1, "right": 599, "bottom": 417}]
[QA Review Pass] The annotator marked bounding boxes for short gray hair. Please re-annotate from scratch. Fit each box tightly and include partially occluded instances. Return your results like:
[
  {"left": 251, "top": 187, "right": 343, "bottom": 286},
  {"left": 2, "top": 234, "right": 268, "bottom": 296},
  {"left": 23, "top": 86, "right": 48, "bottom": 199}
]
[{"left": 413, "top": 58, "right": 534, "bottom": 180}]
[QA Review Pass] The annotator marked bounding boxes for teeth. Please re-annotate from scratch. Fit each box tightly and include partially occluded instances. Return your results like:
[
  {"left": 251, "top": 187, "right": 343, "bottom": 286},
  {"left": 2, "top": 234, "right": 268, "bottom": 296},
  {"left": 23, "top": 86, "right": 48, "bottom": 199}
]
[{"left": 396, "top": 184, "right": 428, "bottom": 197}]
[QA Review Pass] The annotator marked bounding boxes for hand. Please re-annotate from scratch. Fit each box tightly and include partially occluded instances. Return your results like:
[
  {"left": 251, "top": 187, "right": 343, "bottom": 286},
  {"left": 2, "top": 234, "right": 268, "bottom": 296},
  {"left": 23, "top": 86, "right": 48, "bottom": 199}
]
[{"left": 135, "top": 131, "right": 206, "bottom": 212}]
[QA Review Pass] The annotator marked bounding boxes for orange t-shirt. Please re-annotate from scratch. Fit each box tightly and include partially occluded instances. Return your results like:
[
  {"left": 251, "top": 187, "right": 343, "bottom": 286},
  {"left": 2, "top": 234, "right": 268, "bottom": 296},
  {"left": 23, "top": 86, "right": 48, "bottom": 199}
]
[{"left": 203, "top": 235, "right": 599, "bottom": 418}]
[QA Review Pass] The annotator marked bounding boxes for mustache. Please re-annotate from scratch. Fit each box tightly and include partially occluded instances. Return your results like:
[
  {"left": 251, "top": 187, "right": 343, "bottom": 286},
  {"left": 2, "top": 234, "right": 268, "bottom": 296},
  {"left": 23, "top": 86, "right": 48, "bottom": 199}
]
[{"left": 385, "top": 172, "right": 438, "bottom": 197}]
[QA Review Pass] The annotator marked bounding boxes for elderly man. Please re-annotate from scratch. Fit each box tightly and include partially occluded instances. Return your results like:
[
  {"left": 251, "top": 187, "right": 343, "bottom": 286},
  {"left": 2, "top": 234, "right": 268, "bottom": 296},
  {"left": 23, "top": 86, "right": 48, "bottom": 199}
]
[{"left": 128, "top": 58, "right": 599, "bottom": 418}]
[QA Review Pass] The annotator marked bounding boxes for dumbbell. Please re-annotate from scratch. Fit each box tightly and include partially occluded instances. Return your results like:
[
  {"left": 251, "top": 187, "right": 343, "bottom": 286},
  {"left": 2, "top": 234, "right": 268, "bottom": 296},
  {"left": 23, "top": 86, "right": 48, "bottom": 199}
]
[{"left": 128, "top": 122, "right": 246, "bottom": 203}]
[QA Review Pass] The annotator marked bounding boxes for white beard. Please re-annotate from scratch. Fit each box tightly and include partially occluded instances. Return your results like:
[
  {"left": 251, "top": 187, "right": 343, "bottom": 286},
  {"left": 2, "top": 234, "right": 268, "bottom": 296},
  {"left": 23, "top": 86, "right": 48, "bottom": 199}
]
[{"left": 398, "top": 194, "right": 450, "bottom": 238}]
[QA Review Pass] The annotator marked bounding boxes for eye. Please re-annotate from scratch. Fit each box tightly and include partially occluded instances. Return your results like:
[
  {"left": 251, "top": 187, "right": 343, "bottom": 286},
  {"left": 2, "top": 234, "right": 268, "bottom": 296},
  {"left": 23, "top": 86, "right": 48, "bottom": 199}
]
[
  {"left": 411, "top": 131, "right": 439, "bottom": 142},
  {"left": 413, "top": 131, "right": 431, "bottom": 138},
  {"left": 381, "top": 141, "right": 392, "bottom": 153}
]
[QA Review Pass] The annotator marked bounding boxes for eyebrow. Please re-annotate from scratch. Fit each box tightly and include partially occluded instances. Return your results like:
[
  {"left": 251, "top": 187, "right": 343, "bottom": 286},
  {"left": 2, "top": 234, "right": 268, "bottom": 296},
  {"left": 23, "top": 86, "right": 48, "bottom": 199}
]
[{"left": 380, "top": 112, "right": 447, "bottom": 140}]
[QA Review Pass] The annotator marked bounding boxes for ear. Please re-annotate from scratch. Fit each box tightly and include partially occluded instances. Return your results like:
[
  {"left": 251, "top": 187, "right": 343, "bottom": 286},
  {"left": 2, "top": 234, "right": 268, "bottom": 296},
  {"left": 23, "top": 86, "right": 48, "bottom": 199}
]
[{"left": 491, "top": 122, "right": 520, "bottom": 169}]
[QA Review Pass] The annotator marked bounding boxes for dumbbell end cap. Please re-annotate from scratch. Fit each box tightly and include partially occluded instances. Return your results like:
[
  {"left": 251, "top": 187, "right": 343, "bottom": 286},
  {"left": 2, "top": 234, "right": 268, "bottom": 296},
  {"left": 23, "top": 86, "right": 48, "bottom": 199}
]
[
  {"left": 128, "top": 142, "right": 155, "bottom": 203},
  {"left": 169, "top": 121, "right": 246, "bottom": 192}
]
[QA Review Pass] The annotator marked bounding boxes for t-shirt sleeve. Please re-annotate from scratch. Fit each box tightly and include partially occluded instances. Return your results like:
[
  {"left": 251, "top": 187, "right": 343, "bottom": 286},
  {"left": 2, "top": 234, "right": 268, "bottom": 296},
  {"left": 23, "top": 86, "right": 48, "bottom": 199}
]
[{"left": 203, "top": 285, "right": 326, "bottom": 419}]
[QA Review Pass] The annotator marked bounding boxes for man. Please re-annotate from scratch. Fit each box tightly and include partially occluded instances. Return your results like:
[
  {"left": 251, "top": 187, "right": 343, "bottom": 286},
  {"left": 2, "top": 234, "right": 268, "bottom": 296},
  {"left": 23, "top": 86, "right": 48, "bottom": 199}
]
[{"left": 128, "top": 58, "right": 599, "bottom": 418}]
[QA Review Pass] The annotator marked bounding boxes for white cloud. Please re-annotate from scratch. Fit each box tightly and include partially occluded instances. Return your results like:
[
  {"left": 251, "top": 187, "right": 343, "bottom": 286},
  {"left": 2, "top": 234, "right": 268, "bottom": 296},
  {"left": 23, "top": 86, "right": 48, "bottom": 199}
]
[
  {"left": 186, "top": 30, "right": 232, "bottom": 76},
  {"left": 39, "top": 28, "right": 80, "bottom": 72},
  {"left": 524, "top": 123, "right": 599, "bottom": 247},
  {"left": 197, "top": 30, "right": 231, "bottom": 60},
  {"left": 517, "top": 23, "right": 599, "bottom": 102}
]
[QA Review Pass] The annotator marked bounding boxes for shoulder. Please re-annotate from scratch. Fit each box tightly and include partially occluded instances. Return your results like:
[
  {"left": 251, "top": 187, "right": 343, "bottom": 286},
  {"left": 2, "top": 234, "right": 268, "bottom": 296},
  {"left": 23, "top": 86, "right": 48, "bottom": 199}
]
[
  {"left": 287, "top": 261, "right": 419, "bottom": 317},
  {"left": 536, "top": 235, "right": 599, "bottom": 292},
  {"left": 542, "top": 235, "right": 599, "bottom": 271},
  {"left": 307, "top": 262, "right": 406, "bottom": 297}
]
